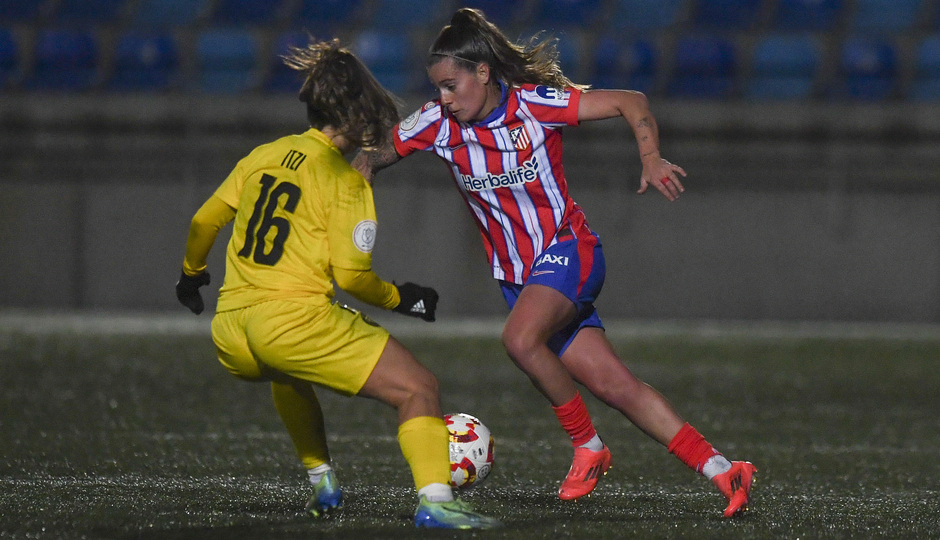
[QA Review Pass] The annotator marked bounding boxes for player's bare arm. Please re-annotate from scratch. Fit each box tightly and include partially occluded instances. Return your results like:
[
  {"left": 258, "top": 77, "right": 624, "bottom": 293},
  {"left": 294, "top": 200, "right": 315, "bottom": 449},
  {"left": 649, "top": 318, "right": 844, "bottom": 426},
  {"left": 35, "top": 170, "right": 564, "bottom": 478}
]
[
  {"left": 351, "top": 132, "right": 402, "bottom": 184},
  {"left": 578, "top": 89, "right": 686, "bottom": 201}
]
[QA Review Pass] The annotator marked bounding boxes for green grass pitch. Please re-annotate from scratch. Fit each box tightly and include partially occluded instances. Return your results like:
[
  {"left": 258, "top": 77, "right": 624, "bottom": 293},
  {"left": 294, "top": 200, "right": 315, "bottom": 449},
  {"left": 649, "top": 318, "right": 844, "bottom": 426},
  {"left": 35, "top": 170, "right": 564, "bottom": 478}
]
[{"left": 2, "top": 317, "right": 939, "bottom": 539}]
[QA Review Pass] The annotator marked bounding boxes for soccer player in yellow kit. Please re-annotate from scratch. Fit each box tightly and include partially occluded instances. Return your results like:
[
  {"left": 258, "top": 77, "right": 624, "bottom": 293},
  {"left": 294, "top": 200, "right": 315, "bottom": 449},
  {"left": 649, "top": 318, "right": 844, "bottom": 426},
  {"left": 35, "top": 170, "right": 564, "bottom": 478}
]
[{"left": 174, "top": 39, "right": 500, "bottom": 530}]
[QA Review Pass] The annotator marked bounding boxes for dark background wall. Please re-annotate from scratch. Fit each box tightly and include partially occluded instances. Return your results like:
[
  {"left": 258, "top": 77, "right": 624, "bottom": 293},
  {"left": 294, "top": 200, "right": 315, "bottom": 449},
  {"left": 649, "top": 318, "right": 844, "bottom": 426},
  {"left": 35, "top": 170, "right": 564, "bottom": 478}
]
[{"left": 2, "top": 94, "right": 937, "bottom": 322}]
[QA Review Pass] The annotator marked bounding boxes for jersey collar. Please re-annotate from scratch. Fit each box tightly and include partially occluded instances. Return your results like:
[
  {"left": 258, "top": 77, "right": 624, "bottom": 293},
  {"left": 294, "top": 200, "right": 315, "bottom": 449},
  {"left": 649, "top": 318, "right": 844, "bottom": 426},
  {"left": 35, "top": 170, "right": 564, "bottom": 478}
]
[{"left": 475, "top": 80, "right": 509, "bottom": 126}]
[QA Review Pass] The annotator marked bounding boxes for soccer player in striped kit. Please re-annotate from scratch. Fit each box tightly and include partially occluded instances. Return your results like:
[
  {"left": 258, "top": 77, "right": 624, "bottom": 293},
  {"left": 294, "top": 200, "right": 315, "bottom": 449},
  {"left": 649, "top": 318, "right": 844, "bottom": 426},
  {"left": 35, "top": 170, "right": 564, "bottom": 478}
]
[
  {"left": 354, "top": 8, "right": 756, "bottom": 517},
  {"left": 175, "top": 38, "right": 500, "bottom": 529}
]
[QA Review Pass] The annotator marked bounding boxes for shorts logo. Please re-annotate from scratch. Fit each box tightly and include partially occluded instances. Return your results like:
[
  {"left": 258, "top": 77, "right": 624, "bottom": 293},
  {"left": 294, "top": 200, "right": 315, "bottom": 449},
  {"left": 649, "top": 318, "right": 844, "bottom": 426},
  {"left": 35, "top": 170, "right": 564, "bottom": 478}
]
[
  {"left": 534, "top": 253, "right": 569, "bottom": 267},
  {"left": 509, "top": 126, "right": 530, "bottom": 151},
  {"left": 352, "top": 220, "right": 377, "bottom": 253},
  {"left": 400, "top": 109, "right": 420, "bottom": 132}
]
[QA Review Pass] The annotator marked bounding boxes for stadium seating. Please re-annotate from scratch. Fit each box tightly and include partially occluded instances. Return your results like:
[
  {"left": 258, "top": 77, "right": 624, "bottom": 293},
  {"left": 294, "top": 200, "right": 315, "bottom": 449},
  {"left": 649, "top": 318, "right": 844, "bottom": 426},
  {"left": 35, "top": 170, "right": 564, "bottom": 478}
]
[
  {"left": 133, "top": 0, "right": 209, "bottom": 29},
  {"left": 0, "top": 0, "right": 930, "bottom": 104},
  {"left": 610, "top": 0, "right": 683, "bottom": 31},
  {"left": 668, "top": 35, "right": 737, "bottom": 98},
  {"left": 368, "top": 0, "right": 445, "bottom": 31},
  {"left": 591, "top": 36, "right": 656, "bottom": 93},
  {"left": 745, "top": 34, "right": 820, "bottom": 100},
  {"left": 693, "top": 0, "right": 762, "bottom": 31},
  {"left": 54, "top": 0, "right": 127, "bottom": 24},
  {"left": 0, "top": 0, "right": 45, "bottom": 23},
  {"left": 832, "top": 37, "right": 898, "bottom": 100},
  {"left": 28, "top": 29, "right": 99, "bottom": 90},
  {"left": 211, "top": 0, "right": 286, "bottom": 26},
  {"left": 773, "top": 0, "right": 843, "bottom": 31},
  {"left": 352, "top": 30, "right": 414, "bottom": 94},
  {"left": 299, "top": 0, "right": 362, "bottom": 37},
  {"left": 460, "top": 0, "right": 524, "bottom": 27},
  {"left": 851, "top": 0, "right": 923, "bottom": 33},
  {"left": 909, "top": 35, "right": 940, "bottom": 100},
  {"left": 264, "top": 31, "right": 307, "bottom": 93},
  {"left": 0, "top": 28, "right": 17, "bottom": 87},
  {"left": 108, "top": 32, "right": 179, "bottom": 91},
  {"left": 195, "top": 29, "right": 258, "bottom": 93},
  {"left": 533, "top": 0, "right": 604, "bottom": 29}
]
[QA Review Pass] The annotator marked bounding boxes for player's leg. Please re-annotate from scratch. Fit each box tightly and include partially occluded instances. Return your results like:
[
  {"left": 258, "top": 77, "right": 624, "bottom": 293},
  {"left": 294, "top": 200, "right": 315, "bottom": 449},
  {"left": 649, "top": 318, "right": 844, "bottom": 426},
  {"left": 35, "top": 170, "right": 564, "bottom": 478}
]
[
  {"left": 501, "top": 283, "right": 611, "bottom": 500},
  {"left": 269, "top": 379, "right": 342, "bottom": 517},
  {"left": 561, "top": 328, "right": 756, "bottom": 516},
  {"left": 358, "top": 337, "right": 502, "bottom": 529},
  {"left": 501, "top": 283, "right": 580, "bottom": 405}
]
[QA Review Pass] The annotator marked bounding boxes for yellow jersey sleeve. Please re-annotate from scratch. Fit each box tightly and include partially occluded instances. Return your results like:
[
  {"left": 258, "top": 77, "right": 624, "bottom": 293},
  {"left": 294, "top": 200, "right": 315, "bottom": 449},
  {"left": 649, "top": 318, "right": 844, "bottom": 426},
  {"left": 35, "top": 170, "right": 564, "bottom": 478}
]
[
  {"left": 182, "top": 195, "right": 236, "bottom": 276},
  {"left": 328, "top": 171, "right": 378, "bottom": 272}
]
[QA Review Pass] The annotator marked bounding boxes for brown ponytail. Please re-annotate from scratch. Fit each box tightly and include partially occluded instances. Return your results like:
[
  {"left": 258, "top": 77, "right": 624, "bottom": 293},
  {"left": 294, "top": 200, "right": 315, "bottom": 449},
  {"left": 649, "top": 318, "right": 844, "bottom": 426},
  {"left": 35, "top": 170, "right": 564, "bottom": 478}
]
[
  {"left": 284, "top": 38, "right": 401, "bottom": 148},
  {"left": 428, "top": 8, "right": 588, "bottom": 91}
]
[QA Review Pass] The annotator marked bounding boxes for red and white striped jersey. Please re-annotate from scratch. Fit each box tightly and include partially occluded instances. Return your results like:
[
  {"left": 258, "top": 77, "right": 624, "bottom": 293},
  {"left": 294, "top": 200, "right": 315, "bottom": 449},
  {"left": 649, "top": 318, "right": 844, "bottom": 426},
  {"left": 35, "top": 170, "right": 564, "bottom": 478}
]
[{"left": 394, "top": 84, "right": 594, "bottom": 284}]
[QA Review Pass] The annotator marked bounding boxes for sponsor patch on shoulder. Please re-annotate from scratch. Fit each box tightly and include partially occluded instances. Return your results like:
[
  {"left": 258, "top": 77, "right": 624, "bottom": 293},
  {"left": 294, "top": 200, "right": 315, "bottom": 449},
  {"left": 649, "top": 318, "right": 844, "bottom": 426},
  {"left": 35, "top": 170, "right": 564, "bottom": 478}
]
[
  {"left": 352, "top": 220, "right": 377, "bottom": 253},
  {"left": 535, "top": 85, "right": 566, "bottom": 100},
  {"left": 400, "top": 109, "right": 420, "bottom": 132}
]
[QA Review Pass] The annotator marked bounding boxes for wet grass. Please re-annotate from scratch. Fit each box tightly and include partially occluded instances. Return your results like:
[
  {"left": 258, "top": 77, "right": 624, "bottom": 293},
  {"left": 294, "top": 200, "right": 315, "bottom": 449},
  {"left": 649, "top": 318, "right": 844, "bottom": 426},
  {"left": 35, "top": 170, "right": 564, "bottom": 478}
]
[{"left": 2, "top": 327, "right": 939, "bottom": 538}]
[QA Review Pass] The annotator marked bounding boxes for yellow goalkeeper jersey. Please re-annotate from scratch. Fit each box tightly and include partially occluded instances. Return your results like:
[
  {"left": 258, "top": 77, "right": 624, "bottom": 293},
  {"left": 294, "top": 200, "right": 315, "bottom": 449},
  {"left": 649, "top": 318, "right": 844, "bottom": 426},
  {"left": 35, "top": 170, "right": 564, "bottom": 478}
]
[{"left": 213, "top": 128, "right": 379, "bottom": 312}]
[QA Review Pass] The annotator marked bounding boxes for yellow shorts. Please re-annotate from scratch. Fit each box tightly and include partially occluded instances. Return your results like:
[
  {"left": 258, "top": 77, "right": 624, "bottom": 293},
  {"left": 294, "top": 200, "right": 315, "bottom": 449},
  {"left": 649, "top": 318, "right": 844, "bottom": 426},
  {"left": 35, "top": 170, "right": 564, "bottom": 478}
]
[{"left": 211, "top": 299, "right": 390, "bottom": 396}]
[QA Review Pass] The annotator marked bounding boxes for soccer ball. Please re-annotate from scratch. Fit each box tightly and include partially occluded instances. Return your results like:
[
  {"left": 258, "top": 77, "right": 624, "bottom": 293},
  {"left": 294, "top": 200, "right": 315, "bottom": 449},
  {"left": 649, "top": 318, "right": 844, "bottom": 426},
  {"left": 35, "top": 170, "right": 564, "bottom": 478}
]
[{"left": 444, "top": 413, "right": 494, "bottom": 489}]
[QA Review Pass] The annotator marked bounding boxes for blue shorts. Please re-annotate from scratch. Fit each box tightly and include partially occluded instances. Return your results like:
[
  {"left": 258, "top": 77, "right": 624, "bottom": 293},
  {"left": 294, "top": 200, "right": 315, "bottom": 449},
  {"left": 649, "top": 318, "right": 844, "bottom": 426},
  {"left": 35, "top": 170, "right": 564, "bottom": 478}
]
[{"left": 500, "top": 233, "right": 606, "bottom": 356}]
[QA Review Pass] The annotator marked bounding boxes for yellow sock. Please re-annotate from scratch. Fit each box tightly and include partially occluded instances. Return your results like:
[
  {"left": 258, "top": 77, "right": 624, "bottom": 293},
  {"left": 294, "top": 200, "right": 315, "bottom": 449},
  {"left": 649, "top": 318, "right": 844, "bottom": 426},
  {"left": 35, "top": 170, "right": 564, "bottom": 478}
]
[
  {"left": 397, "top": 416, "right": 451, "bottom": 491},
  {"left": 271, "top": 380, "right": 330, "bottom": 470}
]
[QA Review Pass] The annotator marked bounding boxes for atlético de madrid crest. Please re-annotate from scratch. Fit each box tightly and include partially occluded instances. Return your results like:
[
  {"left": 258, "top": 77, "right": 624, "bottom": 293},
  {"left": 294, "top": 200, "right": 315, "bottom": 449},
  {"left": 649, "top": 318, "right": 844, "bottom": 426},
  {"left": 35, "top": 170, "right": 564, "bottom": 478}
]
[{"left": 509, "top": 125, "right": 530, "bottom": 151}]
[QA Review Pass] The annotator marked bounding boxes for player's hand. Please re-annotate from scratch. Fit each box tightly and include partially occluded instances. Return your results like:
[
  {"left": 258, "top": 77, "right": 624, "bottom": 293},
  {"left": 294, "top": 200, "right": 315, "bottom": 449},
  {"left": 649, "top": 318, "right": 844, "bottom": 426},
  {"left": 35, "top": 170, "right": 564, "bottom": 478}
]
[
  {"left": 393, "top": 282, "right": 439, "bottom": 322},
  {"left": 638, "top": 155, "right": 686, "bottom": 201},
  {"left": 175, "top": 270, "right": 211, "bottom": 315}
]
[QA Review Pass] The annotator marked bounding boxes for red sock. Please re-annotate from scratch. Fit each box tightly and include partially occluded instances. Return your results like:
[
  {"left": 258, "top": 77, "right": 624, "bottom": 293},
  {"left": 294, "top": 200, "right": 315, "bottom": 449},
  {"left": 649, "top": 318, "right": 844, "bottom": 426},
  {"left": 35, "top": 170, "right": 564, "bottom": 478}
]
[
  {"left": 667, "top": 423, "right": 720, "bottom": 474},
  {"left": 552, "top": 392, "right": 597, "bottom": 447}
]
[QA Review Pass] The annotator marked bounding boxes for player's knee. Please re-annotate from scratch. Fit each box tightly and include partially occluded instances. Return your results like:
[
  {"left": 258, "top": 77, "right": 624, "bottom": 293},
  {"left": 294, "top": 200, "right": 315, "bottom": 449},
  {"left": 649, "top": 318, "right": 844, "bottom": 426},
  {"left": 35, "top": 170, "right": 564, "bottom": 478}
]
[
  {"left": 501, "top": 326, "right": 539, "bottom": 363},
  {"left": 409, "top": 367, "right": 440, "bottom": 400}
]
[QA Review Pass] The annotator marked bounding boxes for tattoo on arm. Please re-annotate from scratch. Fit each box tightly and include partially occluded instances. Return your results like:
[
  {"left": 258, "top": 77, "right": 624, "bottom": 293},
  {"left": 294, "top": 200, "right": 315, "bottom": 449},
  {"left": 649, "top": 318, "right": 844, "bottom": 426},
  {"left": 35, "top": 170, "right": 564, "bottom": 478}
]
[{"left": 352, "top": 137, "right": 401, "bottom": 179}]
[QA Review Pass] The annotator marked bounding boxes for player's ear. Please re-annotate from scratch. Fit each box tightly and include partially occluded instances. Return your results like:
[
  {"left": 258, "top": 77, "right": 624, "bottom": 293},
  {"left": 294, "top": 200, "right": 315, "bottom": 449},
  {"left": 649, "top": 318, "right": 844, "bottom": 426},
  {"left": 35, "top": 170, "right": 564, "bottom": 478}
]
[{"left": 475, "top": 62, "right": 491, "bottom": 85}]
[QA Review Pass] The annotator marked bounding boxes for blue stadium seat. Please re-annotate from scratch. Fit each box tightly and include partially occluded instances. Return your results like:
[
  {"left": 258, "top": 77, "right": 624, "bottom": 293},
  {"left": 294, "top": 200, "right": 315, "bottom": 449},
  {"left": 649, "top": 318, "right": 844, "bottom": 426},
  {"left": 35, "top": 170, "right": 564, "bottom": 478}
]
[
  {"left": 212, "top": 0, "right": 285, "bottom": 26},
  {"left": 668, "top": 36, "right": 737, "bottom": 99},
  {"left": 353, "top": 30, "right": 413, "bottom": 95},
  {"left": 0, "top": 29, "right": 18, "bottom": 87},
  {"left": 29, "top": 29, "right": 99, "bottom": 91},
  {"left": 368, "top": 0, "right": 443, "bottom": 31},
  {"left": 591, "top": 36, "right": 656, "bottom": 93},
  {"left": 745, "top": 35, "right": 820, "bottom": 100},
  {"left": 909, "top": 36, "right": 940, "bottom": 100},
  {"left": 693, "top": 0, "right": 762, "bottom": 31},
  {"left": 851, "top": 0, "right": 922, "bottom": 33},
  {"left": 195, "top": 29, "right": 258, "bottom": 93},
  {"left": 55, "top": 0, "right": 126, "bottom": 24},
  {"left": 265, "top": 31, "right": 307, "bottom": 93},
  {"left": 833, "top": 37, "right": 897, "bottom": 100},
  {"left": 0, "top": 0, "right": 44, "bottom": 22},
  {"left": 534, "top": 0, "right": 603, "bottom": 28},
  {"left": 108, "top": 32, "right": 178, "bottom": 91},
  {"left": 298, "top": 0, "right": 362, "bottom": 37},
  {"left": 610, "top": 0, "right": 683, "bottom": 32},
  {"left": 461, "top": 0, "right": 524, "bottom": 27},
  {"left": 773, "top": 0, "right": 843, "bottom": 31},
  {"left": 133, "top": 0, "right": 209, "bottom": 29}
]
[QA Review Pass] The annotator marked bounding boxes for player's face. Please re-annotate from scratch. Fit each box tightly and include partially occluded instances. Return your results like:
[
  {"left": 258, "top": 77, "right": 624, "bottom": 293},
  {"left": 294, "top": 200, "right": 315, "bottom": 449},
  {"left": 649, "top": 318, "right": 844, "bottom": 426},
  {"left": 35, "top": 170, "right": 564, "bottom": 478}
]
[{"left": 428, "top": 58, "right": 500, "bottom": 123}]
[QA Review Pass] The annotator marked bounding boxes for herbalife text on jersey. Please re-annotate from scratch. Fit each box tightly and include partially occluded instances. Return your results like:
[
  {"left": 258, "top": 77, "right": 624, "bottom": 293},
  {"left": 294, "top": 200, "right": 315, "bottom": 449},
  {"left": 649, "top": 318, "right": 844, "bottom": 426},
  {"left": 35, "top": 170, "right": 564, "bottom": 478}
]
[{"left": 459, "top": 156, "right": 540, "bottom": 192}]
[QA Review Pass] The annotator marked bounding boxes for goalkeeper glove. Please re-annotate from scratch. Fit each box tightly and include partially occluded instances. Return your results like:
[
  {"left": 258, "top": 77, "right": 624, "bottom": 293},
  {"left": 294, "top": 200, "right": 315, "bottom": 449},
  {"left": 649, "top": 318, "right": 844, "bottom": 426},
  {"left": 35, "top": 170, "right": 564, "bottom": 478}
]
[
  {"left": 393, "top": 282, "right": 439, "bottom": 322},
  {"left": 175, "top": 270, "right": 211, "bottom": 315}
]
